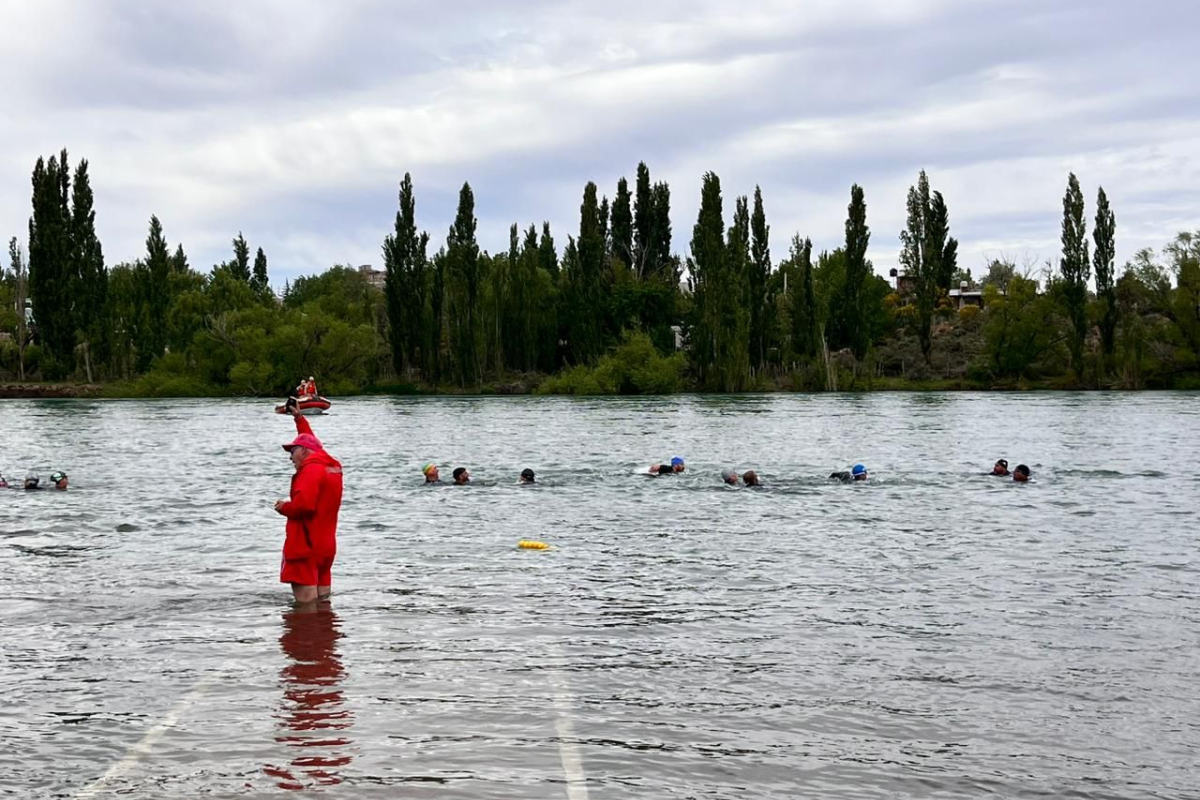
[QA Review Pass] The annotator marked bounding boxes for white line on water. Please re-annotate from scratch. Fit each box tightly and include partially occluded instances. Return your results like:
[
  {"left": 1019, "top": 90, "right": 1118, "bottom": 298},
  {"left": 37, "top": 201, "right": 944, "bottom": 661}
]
[
  {"left": 549, "top": 645, "right": 590, "bottom": 800},
  {"left": 74, "top": 676, "right": 213, "bottom": 800}
]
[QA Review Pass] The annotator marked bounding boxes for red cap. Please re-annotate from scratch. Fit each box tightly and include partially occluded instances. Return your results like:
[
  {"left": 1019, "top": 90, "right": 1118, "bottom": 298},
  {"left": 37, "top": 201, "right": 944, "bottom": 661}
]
[{"left": 282, "top": 433, "right": 322, "bottom": 452}]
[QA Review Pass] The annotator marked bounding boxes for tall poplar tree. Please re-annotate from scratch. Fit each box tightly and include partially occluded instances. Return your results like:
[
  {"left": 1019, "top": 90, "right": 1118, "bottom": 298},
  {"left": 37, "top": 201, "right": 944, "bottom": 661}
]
[
  {"left": 142, "top": 215, "right": 171, "bottom": 370},
  {"left": 611, "top": 177, "right": 633, "bottom": 268},
  {"left": 1060, "top": 173, "right": 1090, "bottom": 375},
  {"left": 749, "top": 186, "right": 771, "bottom": 371},
  {"left": 538, "top": 222, "right": 558, "bottom": 279},
  {"left": 383, "top": 173, "right": 428, "bottom": 377},
  {"left": 231, "top": 232, "right": 251, "bottom": 282},
  {"left": 568, "top": 181, "right": 606, "bottom": 363},
  {"left": 689, "top": 172, "right": 748, "bottom": 390},
  {"left": 1093, "top": 186, "right": 1117, "bottom": 361},
  {"left": 841, "top": 184, "right": 871, "bottom": 358},
  {"left": 10, "top": 237, "right": 29, "bottom": 380},
  {"left": 28, "top": 153, "right": 75, "bottom": 373},
  {"left": 71, "top": 159, "right": 106, "bottom": 381},
  {"left": 789, "top": 235, "right": 818, "bottom": 360},
  {"left": 900, "top": 171, "right": 936, "bottom": 362},
  {"left": 633, "top": 162, "right": 653, "bottom": 278},
  {"left": 446, "top": 183, "right": 481, "bottom": 387},
  {"left": 252, "top": 248, "right": 269, "bottom": 295}
]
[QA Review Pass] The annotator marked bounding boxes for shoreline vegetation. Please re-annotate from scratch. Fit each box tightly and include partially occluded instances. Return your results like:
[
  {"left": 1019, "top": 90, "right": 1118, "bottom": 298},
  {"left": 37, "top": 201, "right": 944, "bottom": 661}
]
[{"left": 3, "top": 153, "right": 1200, "bottom": 397}]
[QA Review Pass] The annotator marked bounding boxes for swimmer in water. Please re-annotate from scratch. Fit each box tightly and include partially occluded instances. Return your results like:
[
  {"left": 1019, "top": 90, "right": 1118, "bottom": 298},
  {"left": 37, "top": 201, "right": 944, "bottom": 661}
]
[
  {"left": 991, "top": 459, "right": 1010, "bottom": 476},
  {"left": 829, "top": 464, "right": 868, "bottom": 483},
  {"left": 50, "top": 471, "right": 68, "bottom": 490},
  {"left": 519, "top": 468, "right": 535, "bottom": 484},
  {"left": 452, "top": 467, "right": 470, "bottom": 485},
  {"left": 23, "top": 473, "right": 40, "bottom": 490},
  {"left": 422, "top": 463, "right": 440, "bottom": 484},
  {"left": 721, "top": 468, "right": 739, "bottom": 485},
  {"left": 648, "top": 456, "right": 684, "bottom": 476},
  {"left": 742, "top": 470, "right": 761, "bottom": 487},
  {"left": 1013, "top": 464, "right": 1031, "bottom": 482}
]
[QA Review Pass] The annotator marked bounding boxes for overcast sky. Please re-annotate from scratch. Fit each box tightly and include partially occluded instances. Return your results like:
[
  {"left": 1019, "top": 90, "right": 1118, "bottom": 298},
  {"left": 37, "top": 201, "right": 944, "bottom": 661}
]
[{"left": 1, "top": 0, "right": 1197, "bottom": 286}]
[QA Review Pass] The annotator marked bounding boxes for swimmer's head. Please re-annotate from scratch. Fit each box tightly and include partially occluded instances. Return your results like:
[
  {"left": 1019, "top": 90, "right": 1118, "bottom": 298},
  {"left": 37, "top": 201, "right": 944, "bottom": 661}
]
[
  {"left": 520, "top": 468, "right": 535, "bottom": 484},
  {"left": 24, "top": 474, "right": 39, "bottom": 490},
  {"left": 742, "top": 470, "right": 760, "bottom": 486},
  {"left": 852, "top": 464, "right": 867, "bottom": 480},
  {"left": 721, "top": 468, "right": 738, "bottom": 485},
  {"left": 671, "top": 456, "right": 685, "bottom": 473},
  {"left": 50, "top": 471, "right": 68, "bottom": 490},
  {"left": 992, "top": 459, "right": 1009, "bottom": 476},
  {"left": 422, "top": 463, "right": 439, "bottom": 482},
  {"left": 452, "top": 467, "right": 470, "bottom": 485},
  {"left": 1013, "top": 464, "right": 1031, "bottom": 482}
]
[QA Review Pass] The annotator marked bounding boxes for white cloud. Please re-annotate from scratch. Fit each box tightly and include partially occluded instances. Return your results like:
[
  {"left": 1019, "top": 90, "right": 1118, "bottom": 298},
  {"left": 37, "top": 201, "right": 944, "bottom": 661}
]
[{"left": 0, "top": 0, "right": 1197, "bottom": 284}]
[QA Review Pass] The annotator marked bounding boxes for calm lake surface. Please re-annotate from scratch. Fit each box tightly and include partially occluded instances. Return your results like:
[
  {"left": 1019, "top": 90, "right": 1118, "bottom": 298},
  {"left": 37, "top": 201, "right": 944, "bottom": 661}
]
[{"left": 2, "top": 393, "right": 1198, "bottom": 799}]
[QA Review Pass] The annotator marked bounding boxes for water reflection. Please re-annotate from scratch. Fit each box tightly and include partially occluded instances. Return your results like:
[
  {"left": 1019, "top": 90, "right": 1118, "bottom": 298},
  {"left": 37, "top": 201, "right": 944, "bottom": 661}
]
[{"left": 264, "top": 606, "right": 354, "bottom": 790}]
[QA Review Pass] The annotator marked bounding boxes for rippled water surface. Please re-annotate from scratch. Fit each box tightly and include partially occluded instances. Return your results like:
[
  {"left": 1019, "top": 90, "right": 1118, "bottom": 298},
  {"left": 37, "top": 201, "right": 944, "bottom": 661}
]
[{"left": 2, "top": 393, "right": 1199, "bottom": 799}]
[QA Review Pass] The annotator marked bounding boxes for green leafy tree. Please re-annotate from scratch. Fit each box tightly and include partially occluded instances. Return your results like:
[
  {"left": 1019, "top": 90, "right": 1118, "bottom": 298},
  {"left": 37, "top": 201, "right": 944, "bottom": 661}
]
[
  {"left": 70, "top": 159, "right": 107, "bottom": 381},
  {"left": 1059, "top": 173, "right": 1091, "bottom": 375},
  {"left": 252, "top": 247, "right": 269, "bottom": 295},
  {"left": 28, "top": 151, "right": 75, "bottom": 375},
  {"left": 1093, "top": 186, "right": 1118, "bottom": 361},
  {"left": 538, "top": 222, "right": 558, "bottom": 279},
  {"left": 836, "top": 184, "right": 871, "bottom": 358},
  {"left": 788, "top": 235, "right": 818, "bottom": 360},
  {"left": 383, "top": 173, "right": 430, "bottom": 377},
  {"left": 445, "top": 183, "right": 482, "bottom": 387},
  {"left": 981, "top": 275, "right": 1067, "bottom": 378},
  {"left": 688, "top": 172, "right": 748, "bottom": 391},
  {"left": 9, "top": 238, "right": 29, "bottom": 379},
  {"left": 611, "top": 177, "right": 633, "bottom": 269},
  {"left": 748, "top": 186, "right": 771, "bottom": 372},
  {"left": 566, "top": 181, "right": 607, "bottom": 364},
  {"left": 171, "top": 243, "right": 189, "bottom": 274},
  {"left": 141, "top": 215, "right": 172, "bottom": 371},
  {"left": 230, "top": 232, "right": 251, "bottom": 282},
  {"left": 929, "top": 190, "right": 958, "bottom": 293}
]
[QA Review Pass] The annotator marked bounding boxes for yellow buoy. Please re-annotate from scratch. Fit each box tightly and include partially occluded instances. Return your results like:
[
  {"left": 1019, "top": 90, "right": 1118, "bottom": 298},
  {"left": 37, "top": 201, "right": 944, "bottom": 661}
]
[{"left": 518, "top": 540, "right": 550, "bottom": 550}]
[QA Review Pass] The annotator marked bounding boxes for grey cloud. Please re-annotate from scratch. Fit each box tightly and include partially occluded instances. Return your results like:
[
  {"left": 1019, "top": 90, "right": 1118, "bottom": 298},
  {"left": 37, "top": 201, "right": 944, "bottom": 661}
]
[{"left": 1, "top": 0, "right": 1198, "bottom": 284}]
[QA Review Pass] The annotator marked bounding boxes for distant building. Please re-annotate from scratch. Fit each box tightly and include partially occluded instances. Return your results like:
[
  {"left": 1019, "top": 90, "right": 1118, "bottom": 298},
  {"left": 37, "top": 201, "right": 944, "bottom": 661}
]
[
  {"left": 948, "top": 281, "right": 984, "bottom": 310},
  {"left": 357, "top": 264, "right": 386, "bottom": 290},
  {"left": 891, "top": 271, "right": 984, "bottom": 309}
]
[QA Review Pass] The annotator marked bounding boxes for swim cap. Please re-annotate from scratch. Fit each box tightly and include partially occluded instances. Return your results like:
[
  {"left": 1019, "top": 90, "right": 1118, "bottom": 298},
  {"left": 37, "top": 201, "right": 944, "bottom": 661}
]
[
  {"left": 520, "top": 468, "right": 535, "bottom": 482},
  {"left": 50, "top": 471, "right": 66, "bottom": 483},
  {"left": 852, "top": 464, "right": 866, "bottom": 476},
  {"left": 422, "top": 463, "right": 437, "bottom": 475},
  {"left": 670, "top": 457, "right": 684, "bottom": 467},
  {"left": 721, "top": 468, "right": 736, "bottom": 482}
]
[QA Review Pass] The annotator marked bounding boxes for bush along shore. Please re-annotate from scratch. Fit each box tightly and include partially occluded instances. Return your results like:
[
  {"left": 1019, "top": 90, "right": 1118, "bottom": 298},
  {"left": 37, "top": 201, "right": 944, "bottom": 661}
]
[{"left": 3, "top": 153, "right": 1199, "bottom": 395}]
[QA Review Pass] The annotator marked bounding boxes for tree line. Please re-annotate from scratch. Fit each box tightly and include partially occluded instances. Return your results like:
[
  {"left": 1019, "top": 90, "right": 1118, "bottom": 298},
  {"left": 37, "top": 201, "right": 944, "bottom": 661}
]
[{"left": 2, "top": 149, "right": 1199, "bottom": 394}]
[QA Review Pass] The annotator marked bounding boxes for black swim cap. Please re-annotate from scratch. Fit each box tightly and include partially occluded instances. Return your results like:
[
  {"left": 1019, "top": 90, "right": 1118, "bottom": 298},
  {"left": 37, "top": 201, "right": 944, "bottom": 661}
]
[{"left": 520, "top": 468, "right": 535, "bottom": 481}]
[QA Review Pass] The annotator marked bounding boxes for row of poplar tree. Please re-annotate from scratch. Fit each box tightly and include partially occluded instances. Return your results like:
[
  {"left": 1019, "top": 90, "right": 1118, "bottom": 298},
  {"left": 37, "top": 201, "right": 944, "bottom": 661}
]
[{"left": 5, "top": 147, "right": 1196, "bottom": 392}]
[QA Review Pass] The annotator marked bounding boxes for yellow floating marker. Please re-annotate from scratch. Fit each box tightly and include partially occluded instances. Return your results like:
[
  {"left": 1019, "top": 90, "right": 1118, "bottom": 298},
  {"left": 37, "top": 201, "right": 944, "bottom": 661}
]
[{"left": 518, "top": 540, "right": 550, "bottom": 550}]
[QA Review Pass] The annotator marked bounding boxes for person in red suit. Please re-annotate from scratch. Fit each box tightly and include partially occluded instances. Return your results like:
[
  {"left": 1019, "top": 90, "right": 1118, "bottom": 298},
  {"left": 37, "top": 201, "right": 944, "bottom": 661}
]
[{"left": 275, "top": 407, "right": 343, "bottom": 605}]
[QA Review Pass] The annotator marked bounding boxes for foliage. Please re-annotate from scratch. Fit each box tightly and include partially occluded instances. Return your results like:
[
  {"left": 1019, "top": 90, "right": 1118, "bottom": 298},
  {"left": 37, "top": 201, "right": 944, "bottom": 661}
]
[{"left": 538, "top": 331, "right": 684, "bottom": 395}]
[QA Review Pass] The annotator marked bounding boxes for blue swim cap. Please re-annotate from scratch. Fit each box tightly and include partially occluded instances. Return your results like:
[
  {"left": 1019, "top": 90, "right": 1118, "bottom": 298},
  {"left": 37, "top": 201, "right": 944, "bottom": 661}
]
[
  {"left": 670, "top": 456, "right": 684, "bottom": 467},
  {"left": 852, "top": 464, "right": 866, "bottom": 475}
]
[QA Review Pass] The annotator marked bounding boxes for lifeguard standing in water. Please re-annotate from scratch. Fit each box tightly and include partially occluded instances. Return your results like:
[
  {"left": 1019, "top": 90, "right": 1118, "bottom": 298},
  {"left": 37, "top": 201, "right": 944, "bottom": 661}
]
[{"left": 275, "top": 406, "right": 343, "bottom": 604}]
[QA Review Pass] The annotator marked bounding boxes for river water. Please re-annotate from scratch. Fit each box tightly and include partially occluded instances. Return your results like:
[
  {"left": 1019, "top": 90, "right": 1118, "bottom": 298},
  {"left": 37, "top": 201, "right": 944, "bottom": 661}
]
[{"left": 2, "top": 394, "right": 1198, "bottom": 799}]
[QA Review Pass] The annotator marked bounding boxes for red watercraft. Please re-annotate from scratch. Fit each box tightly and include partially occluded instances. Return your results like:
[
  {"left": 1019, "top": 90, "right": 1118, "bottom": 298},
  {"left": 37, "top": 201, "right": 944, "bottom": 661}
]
[{"left": 274, "top": 396, "right": 331, "bottom": 415}]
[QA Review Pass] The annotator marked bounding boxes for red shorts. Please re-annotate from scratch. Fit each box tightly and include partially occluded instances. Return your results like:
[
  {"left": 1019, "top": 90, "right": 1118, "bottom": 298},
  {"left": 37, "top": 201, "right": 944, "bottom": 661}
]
[{"left": 279, "top": 553, "right": 335, "bottom": 587}]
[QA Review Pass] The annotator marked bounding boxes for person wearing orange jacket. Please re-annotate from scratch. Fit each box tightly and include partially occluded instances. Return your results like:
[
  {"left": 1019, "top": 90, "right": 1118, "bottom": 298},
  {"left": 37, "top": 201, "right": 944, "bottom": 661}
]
[{"left": 275, "top": 407, "right": 344, "bottom": 605}]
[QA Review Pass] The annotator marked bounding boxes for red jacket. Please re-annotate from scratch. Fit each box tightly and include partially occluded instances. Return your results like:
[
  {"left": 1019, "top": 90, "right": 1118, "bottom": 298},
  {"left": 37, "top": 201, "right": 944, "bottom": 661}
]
[{"left": 278, "top": 416, "right": 342, "bottom": 559}]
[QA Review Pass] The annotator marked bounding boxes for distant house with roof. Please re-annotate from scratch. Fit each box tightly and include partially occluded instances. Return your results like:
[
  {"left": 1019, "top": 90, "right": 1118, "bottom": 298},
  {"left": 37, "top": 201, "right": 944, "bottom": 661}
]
[{"left": 357, "top": 264, "right": 386, "bottom": 290}]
